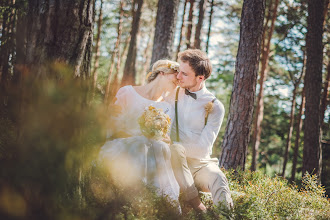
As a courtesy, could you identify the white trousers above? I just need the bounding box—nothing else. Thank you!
[170,144,233,208]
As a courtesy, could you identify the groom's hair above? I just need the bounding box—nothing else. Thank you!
[178,49,212,79]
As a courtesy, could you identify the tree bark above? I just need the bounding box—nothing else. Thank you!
[141,35,153,84]
[282,85,298,177]
[320,51,330,127]
[250,0,279,171]
[104,0,123,104]
[13,0,26,84]
[150,0,179,65]
[194,0,206,49]
[282,51,305,177]
[302,0,326,178]
[111,35,130,97]
[186,0,195,49]
[92,0,103,97]
[23,0,95,78]
[205,0,214,54]
[121,0,143,86]
[320,0,329,125]
[4,1,96,218]
[175,0,188,60]
[219,0,265,170]
[260,0,273,51]
[323,0,329,26]
[291,88,306,182]
[0,0,19,132]
[0,0,11,85]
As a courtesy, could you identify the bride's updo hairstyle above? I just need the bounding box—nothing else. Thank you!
[146,60,179,83]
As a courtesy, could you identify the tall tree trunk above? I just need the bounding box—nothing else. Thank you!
[194,0,206,49]
[250,0,273,171]
[320,0,329,125]
[205,0,214,54]
[320,60,330,126]
[219,0,265,170]
[250,0,279,171]
[121,0,143,86]
[323,0,329,26]
[282,85,298,177]
[291,88,306,182]
[150,0,179,65]
[0,0,11,85]
[23,0,95,78]
[9,0,17,79]
[282,53,305,177]
[13,0,27,84]
[141,35,153,84]
[302,0,326,178]
[175,0,188,60]
[320,0,329,189]
[111,35,131,97]
[261,0,273,51]
[92,0,103,97]
[8,1,96,218]
[186,0,195,49]
[0,0,19,138]
[105,0,123,104]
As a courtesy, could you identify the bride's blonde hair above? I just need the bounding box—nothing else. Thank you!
[146,60,179,83]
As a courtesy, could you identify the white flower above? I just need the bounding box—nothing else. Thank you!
[169,63,179,72]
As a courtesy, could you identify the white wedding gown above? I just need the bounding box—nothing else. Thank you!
[99,86,180,207]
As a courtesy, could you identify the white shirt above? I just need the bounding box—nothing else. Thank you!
[167,86,225,160]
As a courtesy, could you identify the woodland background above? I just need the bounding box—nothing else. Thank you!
[0,0,329,219]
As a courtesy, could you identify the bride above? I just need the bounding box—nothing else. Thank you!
[99,60,180,207]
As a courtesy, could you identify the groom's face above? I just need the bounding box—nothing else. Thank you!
[177,61,204,91]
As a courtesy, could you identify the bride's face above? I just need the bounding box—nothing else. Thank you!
[162,71,178,91]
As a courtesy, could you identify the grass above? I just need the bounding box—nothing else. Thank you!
[83,165,330,220]
[215,170,330,219]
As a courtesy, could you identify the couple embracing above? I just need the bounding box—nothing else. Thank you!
[99,49,233,212]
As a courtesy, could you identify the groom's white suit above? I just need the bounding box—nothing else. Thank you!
[169,86,233,208]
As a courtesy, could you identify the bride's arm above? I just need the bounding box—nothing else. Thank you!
[106,87,130,139]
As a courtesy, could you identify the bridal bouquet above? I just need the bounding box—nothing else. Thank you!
[138,106,171,140]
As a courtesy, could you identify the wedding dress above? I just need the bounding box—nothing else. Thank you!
[99,85,180,206]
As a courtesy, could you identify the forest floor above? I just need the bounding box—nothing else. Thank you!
[87,168,330,220]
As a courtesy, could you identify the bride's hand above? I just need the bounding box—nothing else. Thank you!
[109,104,122,117]
[162,134,171,145]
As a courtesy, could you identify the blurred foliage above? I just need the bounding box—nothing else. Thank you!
[0,0,329,218]
[0,63,109,219]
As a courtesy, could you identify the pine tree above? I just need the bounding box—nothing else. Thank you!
[206,0,214,54]
[220,0,265,170]
[105,0,124,104]
[150,0,180,65]
[194,0,206,49]
[122,0,144,86]
[302,0,326,178]
[175,0,188,60]
[92,0,104,98]
[251,0,279,171]
[186,0,195,49]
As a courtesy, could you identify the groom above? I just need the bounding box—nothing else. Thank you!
[169,49,233,211]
